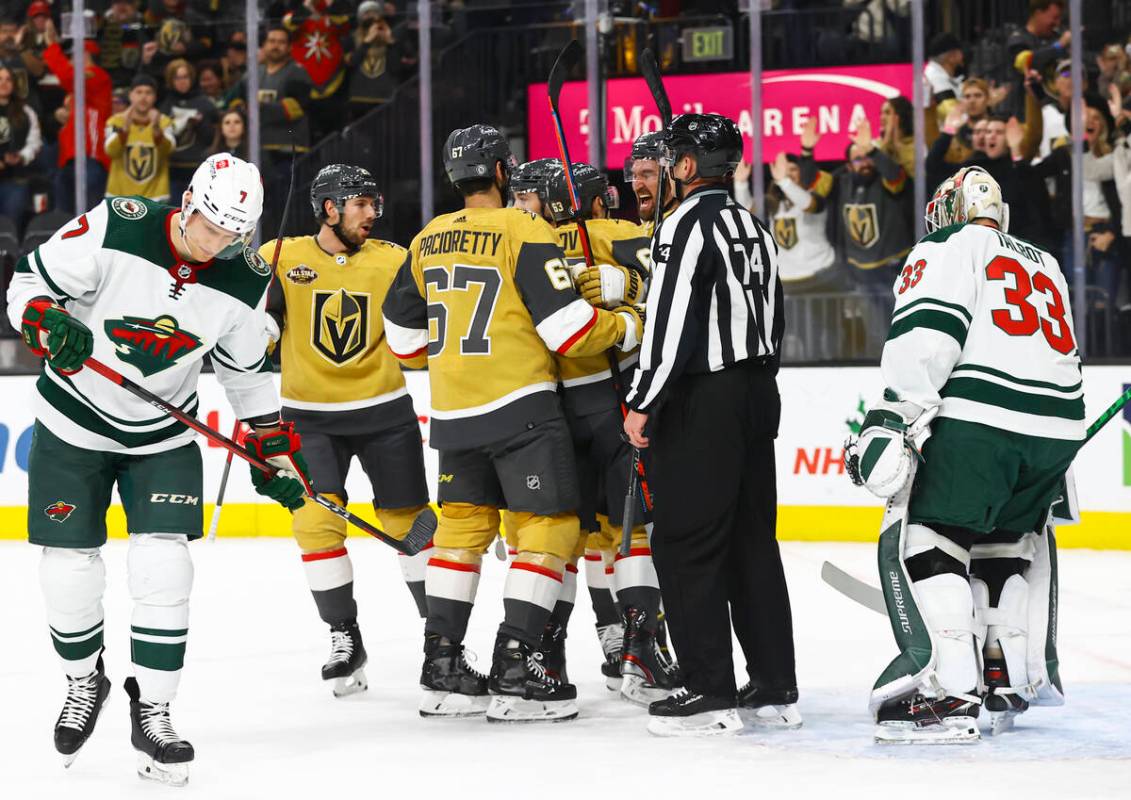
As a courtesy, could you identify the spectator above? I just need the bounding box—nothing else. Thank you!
[42,25,112,213]
[221,30,248,90]
[142,0,214,56]
[346,2,404,121]
[209,107,248,160]
[283,0,351,143]
[97,0,145,88]
[159,58,218,200]
[111,86,129,118]
[196,60,226,109]
[0,16,35,107]
[104,72,176,202]
[139,16,207,85]
[924,31,965,126]
[15,3,64,153]
[1007,0,1069,120]
[879,95,915,177]
[0,64,42,224]
[1110,83,1131,349]
[1096,42,1129,99]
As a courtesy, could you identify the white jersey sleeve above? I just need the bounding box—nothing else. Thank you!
[210,277,279,422]
[6,202,111,328]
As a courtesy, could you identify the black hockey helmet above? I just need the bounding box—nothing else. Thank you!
[623,130,665,180]
[510,157,561,198]
[442,124,518,192]
[310,163,383,221]
[660,113,743,179]
[544,161,618,223]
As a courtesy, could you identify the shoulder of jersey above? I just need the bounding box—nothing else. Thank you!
[591,217,646,235]
[918,222,968,245]
[105,195,171,224]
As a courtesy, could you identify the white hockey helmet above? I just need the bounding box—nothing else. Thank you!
[924,166,1009,234]
[182,153,264,258]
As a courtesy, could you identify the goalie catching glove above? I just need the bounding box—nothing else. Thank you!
[244,423,315,511]
[844,392,938,498]
[21,299,94,373]
[578,263,647,308]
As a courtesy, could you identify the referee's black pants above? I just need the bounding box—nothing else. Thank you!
[647,362,797,699]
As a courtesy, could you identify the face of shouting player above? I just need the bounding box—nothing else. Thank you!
[328,195,378,247]
[630,158,661,220]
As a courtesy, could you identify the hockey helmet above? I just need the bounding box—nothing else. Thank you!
[310,163,383,222]
[659,114,743,179]
[442,124,518,192]
[183,153,263,259]
[623,130,665,181]
[925,166,1009,233]
[544,161,618,224]
[510,157,561,198]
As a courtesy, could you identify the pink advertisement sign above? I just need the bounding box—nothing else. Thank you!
[527,63,914,168]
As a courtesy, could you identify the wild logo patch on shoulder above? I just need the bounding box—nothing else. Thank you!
[245,248,271,276]
[104,315,204,376]
[286,264,318,284]
[111,197,148,220]
[44,501,76,523]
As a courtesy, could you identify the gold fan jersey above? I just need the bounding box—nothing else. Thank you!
[263,236,418,434]
[382,207,631,450]
[556,218,650,416]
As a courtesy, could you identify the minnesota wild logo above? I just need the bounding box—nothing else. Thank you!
[104,315,204,376]
[44,500,76,523]
[312,289,370,366]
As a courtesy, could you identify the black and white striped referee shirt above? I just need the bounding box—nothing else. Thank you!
[625,186,783,414]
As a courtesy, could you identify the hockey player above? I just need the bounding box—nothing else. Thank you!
[382,124,644,722]
[845,166,1083,744]
[7,153,314,784]
[625,130,679,233]
[511,158,678,706]
[263,164,432,698]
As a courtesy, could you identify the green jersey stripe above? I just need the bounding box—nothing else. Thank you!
[887,309,969,347]
[951,364,1083,394]
[52,629,104,662]
[50,621,104,640]
[33,249,73,301]
[131,625,189,637]
[38,374,193,448]
[941,376,1086,420]
[892,296,973,324]
[130,638,187,672]
[51,367,198,427]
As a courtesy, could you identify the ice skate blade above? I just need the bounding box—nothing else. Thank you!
[419,689,490,718]
[136,752,190,787]
[988,710,1020,736]
[739,703,803,730]
[485,695,578,723]
[330,668,368,698]
[874,717,980,745]
[647,708,742,738]
[620,674,675,707]
[605,675,623,692]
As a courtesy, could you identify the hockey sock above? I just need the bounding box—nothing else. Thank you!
[583,549,620,627]
[425,547,482,642]
[552,563,578,628]
[40,547,106,678]
[301,546,358,625]
[128,534,193,703]
[613,531,662,624]
[499,552,565,647]
[379,505,432,618]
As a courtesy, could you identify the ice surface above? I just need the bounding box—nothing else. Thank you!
[1,539,1128,799]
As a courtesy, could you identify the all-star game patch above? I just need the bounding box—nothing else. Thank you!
[286,264,318,284]
[245,248,271,276]
[44,501,76,523]
[111,197,148,220]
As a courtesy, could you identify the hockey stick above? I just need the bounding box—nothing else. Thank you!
[547,40,654,556]
[638,47,672,239]
[206,419,241,542]
[822,386,1131,612]
[80,356,435,555]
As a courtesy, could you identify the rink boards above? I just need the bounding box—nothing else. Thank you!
[0,366,1127,547]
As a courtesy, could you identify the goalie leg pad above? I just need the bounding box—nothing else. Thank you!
[971,533,1035,695]
[1026,523,1063,705]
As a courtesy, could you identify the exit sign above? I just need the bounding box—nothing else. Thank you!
[682,25,734,62]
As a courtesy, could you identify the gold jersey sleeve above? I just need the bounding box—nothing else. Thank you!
[262,236,411,415]
[382,207,627,449]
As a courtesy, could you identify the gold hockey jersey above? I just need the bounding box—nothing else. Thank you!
[555,218,650,416]
[381,207,630,449]
[264,236,418,433]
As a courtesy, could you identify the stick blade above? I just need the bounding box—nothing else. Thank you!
[820,560,886,615]
[548,39,583,109]
[401,506,437,556]
[639,48,672,126]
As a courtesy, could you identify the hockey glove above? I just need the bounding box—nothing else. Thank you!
[578,264,646,309]
[21,299,94,373]
[614,304,645,352]
[244,423,315,511]
[844,392,937,498]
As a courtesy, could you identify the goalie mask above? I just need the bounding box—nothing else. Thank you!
[924,166,1009,233]
[182,153,263,259]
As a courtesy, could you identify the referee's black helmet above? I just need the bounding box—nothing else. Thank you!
[660,113,743,178]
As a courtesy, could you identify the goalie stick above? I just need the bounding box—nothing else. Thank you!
[823,386,1131,612]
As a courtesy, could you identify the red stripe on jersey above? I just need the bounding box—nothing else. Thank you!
[509,561,563,582]
[615,547,652,561]
[565,563,579,574]
[302,547,348,562]
[390,343,427,360]
[583,553,603,561]
[427,558,480,574]
[555,306,598,355]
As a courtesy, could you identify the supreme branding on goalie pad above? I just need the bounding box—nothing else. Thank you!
[1027,520,1063,706]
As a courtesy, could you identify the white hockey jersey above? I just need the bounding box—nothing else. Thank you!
[6,196,279,454]
[882,222,1085,441]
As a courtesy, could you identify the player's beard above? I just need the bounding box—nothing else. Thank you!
[333,218,370,253]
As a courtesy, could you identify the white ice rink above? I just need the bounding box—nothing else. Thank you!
[1,537,1129,799]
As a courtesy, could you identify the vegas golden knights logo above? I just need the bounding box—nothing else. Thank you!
[312,289,370,365]
[126,142,157,183]
[361,46,387,79]
[773,217,798,250]
[843,203,879,249]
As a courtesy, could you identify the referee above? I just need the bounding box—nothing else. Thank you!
[623,113,799,737]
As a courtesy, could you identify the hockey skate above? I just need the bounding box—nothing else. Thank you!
[983,658,1029,736]
[736,683,803,729]
[539,617,569,683]
[646,688,742,737]
[125,677,194,786]
[419,634,491,718]
[486,636,578,723]
[874,693,981,745]
[596,622,623,690]
[54,652,111,767]
[322,621,368,698]
[620,607,680,707]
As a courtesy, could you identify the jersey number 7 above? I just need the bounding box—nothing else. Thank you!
[986,255,1075,355]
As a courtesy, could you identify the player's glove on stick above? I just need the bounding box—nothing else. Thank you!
[578,264,646,308]
[21,299,94,373]
[614,304,645,352]
[244,423,314,511]
[844,392,938,498]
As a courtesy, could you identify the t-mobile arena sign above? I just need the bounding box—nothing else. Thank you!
[527,63,914,167]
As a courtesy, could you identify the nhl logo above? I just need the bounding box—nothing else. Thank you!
[44,500,76,523]
[335,254,347,265]
[526,475,542,491]
[176,264,193,280]
[111,197,148,220]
